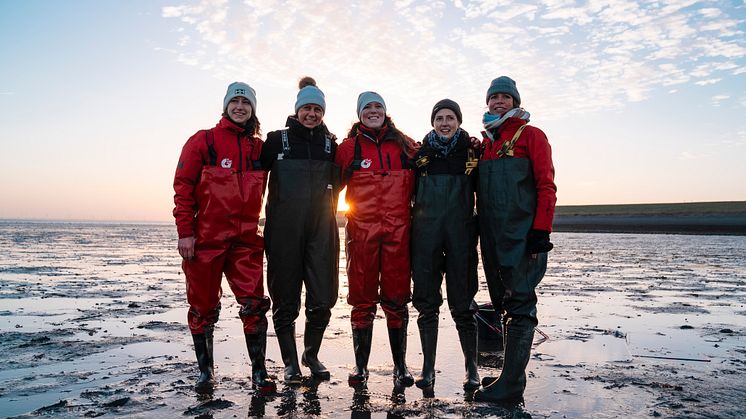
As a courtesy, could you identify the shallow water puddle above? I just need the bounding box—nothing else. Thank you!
[536,334,632,364]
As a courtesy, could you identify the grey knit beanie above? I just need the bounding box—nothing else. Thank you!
[356,91,386,119]
[431,98,462,125]
[295,85,326,113]
[485,76,521,106]
[223,82,257,112]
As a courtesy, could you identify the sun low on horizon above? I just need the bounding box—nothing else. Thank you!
[0,1,744,222]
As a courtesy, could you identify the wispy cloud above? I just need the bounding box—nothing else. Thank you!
[159,0,746,120]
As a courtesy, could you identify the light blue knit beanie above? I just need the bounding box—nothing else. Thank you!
[294,81,326,113]
[485,76,521,106]
[223,82,257,112]
[356,91,386,119]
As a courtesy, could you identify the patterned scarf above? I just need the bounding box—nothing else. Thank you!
[482,108,530,141]
[426,128,462,157]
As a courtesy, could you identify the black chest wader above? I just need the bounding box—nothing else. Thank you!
[264,129,340,382]
[474,129,547,403]
[411,150,481,391]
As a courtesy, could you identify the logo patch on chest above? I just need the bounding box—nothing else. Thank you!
[221,158,233,168]
[361,158,372,169]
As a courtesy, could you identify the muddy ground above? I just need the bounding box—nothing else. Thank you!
[0,222,744,418]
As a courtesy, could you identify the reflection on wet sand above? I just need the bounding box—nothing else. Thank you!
[0,222,745,417]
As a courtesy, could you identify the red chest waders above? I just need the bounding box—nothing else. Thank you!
[343,136,415,388]
[343,137,414,330]
[184,130,270,335]
[181,127,275,393]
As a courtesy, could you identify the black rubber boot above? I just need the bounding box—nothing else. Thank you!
[415,328,438,389]
[458,328,480,391]
[388,320,414,387]
[192,332,214,393]
[245,333,277,392]
[474,321,534,403]
[481,313,506,387]
[301,322,331,380]
[348,328,373,385]
[276,327,303,384]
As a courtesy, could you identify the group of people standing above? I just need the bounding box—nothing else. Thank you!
[173,75,557,405]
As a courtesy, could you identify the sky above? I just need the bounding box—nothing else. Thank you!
[0,0,744,222]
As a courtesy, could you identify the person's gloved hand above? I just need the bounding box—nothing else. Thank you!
[526,229,553,254]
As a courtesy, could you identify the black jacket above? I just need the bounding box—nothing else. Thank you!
[260,116,337,171]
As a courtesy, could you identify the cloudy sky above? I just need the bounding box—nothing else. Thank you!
[1,0,744,221]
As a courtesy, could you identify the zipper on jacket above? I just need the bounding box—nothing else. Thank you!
[376,142,384,169]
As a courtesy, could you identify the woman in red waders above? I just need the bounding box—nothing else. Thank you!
[335,91,417,388]
[473,76,557,404]
[173,82,275,394]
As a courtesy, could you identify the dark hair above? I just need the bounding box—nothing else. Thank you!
[347,116,414,155]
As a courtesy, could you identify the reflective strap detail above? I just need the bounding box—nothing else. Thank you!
[497,124,527,158]
[465,147,478,175]
[281,129,290,157]
[324,136,331,154]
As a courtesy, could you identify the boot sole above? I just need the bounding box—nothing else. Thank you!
[302,359,330,380]
[415,378,435,389]
[395,376,414,387]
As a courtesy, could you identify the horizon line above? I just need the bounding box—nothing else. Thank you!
[2,200,744,224]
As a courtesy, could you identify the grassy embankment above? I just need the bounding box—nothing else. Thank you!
[334,201,746,235]
[552,201,746,235]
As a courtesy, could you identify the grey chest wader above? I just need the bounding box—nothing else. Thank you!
[411,149,481,391]
[474,125,547,403]
[264,129,340,382]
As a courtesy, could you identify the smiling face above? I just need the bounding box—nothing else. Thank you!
[432,108,460,139]
[360,102,385,129]
[226,97,253,124]
[487,93,515,116]
[297,104,324,129]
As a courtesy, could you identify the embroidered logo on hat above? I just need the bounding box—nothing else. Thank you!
[235,88,246,95]
[221,158,232,168]
[361,159,372,169]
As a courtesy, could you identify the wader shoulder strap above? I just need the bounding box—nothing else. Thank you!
[344,138,363,181]
[281,129,290,158]
[497,124,527,158]
[324,136,332,155]
[203,129,217,166]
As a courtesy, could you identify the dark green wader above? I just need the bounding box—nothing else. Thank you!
[411,174,480,391]
[264,131,340,383]
[474,156,547,403]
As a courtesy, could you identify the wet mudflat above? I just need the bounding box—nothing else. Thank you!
[0,221,744,418]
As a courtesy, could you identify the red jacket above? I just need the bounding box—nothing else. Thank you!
[481,117,557,232]
[335,124,415,183]
[173,117,263,238]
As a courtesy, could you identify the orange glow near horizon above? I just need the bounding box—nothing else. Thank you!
[338,190,349,212]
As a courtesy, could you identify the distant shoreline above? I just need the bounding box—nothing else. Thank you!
[3,201,745,236]
[552,201,746,235]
